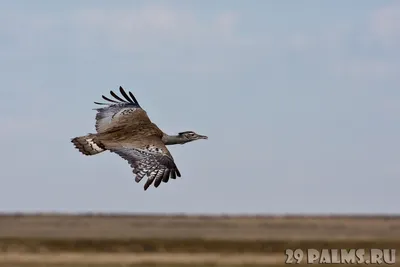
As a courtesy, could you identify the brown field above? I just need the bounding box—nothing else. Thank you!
[0,213,399,266]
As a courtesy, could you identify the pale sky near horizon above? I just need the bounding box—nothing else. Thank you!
[1,0,399,214]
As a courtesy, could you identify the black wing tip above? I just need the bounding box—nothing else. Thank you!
[109,90,128,103]
[120,86,140,106]
[94,86,141,107]
[144,178,153,191]
[119,86,134,104]
[154,179,162,188]
[142,168,178,190]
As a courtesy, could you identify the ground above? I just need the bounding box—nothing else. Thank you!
[0,214,398,266]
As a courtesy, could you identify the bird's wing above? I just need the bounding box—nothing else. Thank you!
[93,86,151,133]
[108,136,181,190]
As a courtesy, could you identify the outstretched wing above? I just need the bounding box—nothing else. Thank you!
[109,137,181,190]
[93,86,151,133]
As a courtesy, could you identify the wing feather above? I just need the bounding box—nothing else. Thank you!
[162,169,171,183]
[129,91,140,105]
[119,86,134,103]
[109,137,181,190]
[110,90,128,103]
[102,95,120,103]
[153,170,165,188]
[93,86,150,133]
[93,101,111,105]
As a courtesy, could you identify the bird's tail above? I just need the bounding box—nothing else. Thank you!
[71,134,105,156]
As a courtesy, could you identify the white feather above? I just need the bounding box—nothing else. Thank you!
[86,138,104,152]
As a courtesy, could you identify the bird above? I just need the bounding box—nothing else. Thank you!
[71,86,208,190]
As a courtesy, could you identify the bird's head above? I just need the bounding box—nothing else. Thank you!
[178,131,208,143]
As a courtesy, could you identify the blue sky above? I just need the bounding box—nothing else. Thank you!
[1,0,399,214]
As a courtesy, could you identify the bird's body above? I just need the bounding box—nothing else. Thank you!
[71,86,207,190]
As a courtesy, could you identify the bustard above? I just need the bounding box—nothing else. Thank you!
[71,86,207,190]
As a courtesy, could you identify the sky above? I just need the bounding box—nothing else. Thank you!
[1,0,399,214]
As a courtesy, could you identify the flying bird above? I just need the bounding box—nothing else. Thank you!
[71,86,208,190]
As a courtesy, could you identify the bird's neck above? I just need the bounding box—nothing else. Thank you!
[162,134,187,145]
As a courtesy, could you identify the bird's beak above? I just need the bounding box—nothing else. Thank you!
[198,135,208,140]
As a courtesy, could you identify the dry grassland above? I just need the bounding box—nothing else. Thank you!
[0,213,399,266]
